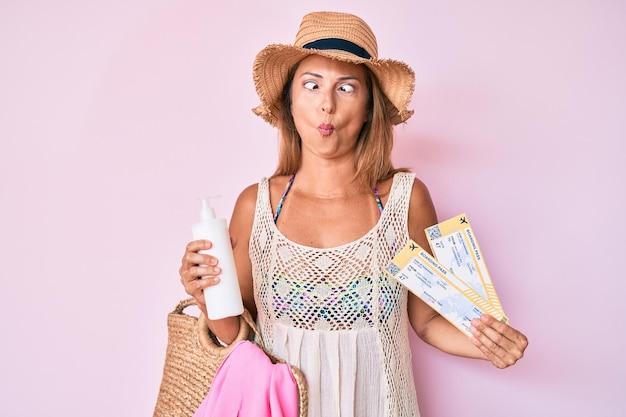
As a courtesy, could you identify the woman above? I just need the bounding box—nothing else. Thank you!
[180,11,528,417]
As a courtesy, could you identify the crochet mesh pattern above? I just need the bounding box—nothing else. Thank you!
[250,172,419,417]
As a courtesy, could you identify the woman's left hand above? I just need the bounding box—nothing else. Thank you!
[470,314,528,369]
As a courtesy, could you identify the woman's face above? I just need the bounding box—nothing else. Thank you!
[290,55,369,162]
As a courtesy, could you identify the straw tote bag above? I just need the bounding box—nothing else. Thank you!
[153,298,308,417]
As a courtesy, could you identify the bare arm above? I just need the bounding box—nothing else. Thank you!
[228,184,258,319]
[405,178,528,368]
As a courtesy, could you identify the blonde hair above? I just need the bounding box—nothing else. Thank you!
[273,63,407,190]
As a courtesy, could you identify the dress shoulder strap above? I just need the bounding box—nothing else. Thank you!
[378,172,415,239]
[386,172,415,207]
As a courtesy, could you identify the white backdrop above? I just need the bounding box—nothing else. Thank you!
[1,1,625,416]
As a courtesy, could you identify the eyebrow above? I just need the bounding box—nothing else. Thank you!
[300,71,361,82]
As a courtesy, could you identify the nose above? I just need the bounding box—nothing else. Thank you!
[321,91,335,114]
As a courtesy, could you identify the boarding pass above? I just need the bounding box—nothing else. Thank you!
[425,213,505,316]
[386,240,507,337]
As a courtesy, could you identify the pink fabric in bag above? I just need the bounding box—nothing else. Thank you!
[193,340,300,417]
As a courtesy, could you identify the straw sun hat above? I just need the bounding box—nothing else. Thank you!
[252,11,415,126]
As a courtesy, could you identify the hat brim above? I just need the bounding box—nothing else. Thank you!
[252,44,415,126]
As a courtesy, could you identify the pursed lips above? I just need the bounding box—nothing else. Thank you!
[318,123,334,136]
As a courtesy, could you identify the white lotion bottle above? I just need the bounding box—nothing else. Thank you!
[191,197,244,320]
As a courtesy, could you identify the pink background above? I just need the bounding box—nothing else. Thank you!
[1,1,625,416]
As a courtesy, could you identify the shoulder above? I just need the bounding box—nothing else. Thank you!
[267,174,294,205]
[407,175,438,247]
[409,175,432,206]
[267,174,293,192]
[389,172,435,220]
[236,182,260,205]
[375,171,424,207]
[231,175,291,219]
[230,183,260,242]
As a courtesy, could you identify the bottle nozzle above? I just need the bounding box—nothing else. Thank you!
[200,196,221,221]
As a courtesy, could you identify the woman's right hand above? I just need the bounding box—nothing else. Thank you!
[178,239,222,317]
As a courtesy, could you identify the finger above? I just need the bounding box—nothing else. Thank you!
[181,241,216,266]
[186,239,212,253]
[180,264,222,286]
[182,251,219,271]
[178,240,221,316]
[470,317,512,368]
[180,244,219,283]
[191,265,222,279]
[471,316,527,368]
[478,315,529,355]
[469,324,505,367]
[183,274,222,296]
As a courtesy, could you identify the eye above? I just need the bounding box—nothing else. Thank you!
[339,83,355,93]
[304,81,318,90]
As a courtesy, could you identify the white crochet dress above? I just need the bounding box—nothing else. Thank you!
[250,172,420,417]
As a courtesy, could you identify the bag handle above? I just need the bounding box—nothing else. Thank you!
[170,298,308,415]
[173,298,265,353]
[171,297,199,314]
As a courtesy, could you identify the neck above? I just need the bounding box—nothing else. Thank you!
[292,160,365,198]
